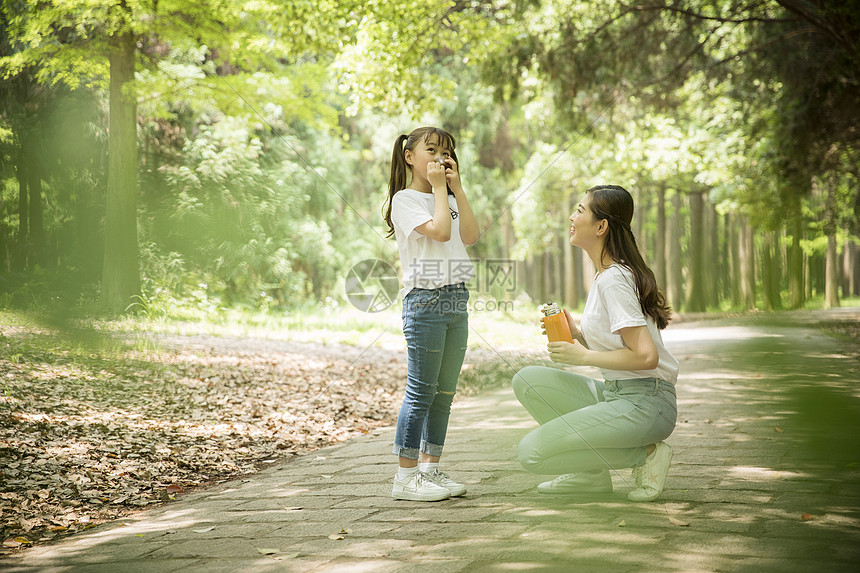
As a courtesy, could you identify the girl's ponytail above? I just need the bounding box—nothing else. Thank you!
[383,134,411,238]
[382,127,458,239]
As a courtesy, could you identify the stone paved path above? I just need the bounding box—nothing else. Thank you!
[4,313,860,572]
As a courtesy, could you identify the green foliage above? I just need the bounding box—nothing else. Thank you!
[0,0,857,317]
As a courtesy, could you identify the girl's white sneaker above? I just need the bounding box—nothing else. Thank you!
[392,471,451,501]
[425,468,467,496]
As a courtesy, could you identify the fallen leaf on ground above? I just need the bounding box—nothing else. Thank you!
[801,513,815,521]
[274,552,299,560]
[668,517,690,527]
[166,484,185,494]
[328,534,345,540]
[617,520,626,527]
[256,547,280,555]
[774,427,784,433]
[193,526,216,533]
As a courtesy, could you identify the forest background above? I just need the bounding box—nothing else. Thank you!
[1,0,859,319]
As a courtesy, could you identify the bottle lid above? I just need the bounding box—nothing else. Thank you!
[542,302,561,316]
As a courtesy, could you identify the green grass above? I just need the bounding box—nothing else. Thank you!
[3,291,858,358]
[82,297,548,351]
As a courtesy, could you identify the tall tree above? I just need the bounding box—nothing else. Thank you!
[101,6,138,311]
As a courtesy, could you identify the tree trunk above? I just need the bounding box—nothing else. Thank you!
[788,215,805,308]
[655,185,666,291]
[101,22,140,313]
[841,227,854,298]
[719,212,728,303]
[727,213,740,307]
[825,233,840,308]
[702,199,717,308]
[525,257,536,302]
[553,237,563,302]
[502,209,514,261]
[667,190,683,311]
[0,193,6,272]
[739,219,756,310]
[684,192,705,312]
[824,175,840,308]
[848,236,859,297]
[761,231,782,310]
[15,157,28,272]
[636,187,649,264]
[542,251,552,303]
[25,153,42,269]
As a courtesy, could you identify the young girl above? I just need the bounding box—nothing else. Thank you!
[383,127,479,501]
[513,184,678,502]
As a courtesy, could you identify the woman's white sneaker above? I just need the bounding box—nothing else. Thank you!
[392,471,451,501]
[425,468,467,496]
[537,469,613,494]
[628,442,673,502]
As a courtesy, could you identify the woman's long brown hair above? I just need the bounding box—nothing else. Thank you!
[382,127,458,238]
[587,185,672,329]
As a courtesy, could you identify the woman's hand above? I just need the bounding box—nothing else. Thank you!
[547,340,589,365]
[563,308,582,339]
[427,160,448,191]
[539,309,582,340]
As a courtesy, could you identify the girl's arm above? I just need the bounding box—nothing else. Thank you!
[547,325,659,371]
[414,162,453,242]
[453,192,478,246]
[444,157,478,245]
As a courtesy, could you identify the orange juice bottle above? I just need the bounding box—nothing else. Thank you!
[542,302,573,343]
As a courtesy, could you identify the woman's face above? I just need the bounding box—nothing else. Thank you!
[569,194,604,248]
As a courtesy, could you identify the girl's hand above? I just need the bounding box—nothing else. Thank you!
[547,340,589,366]
[427,160,447,191]
[443,158,463,194]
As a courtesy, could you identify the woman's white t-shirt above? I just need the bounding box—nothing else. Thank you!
[579,264,679,384]
[391,189,474,299]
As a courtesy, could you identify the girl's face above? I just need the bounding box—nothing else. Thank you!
[569,195,606,248]
[405,135,453,184]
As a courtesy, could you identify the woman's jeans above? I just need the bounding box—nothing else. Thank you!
[393,283,469,460]
[513,366,677,474]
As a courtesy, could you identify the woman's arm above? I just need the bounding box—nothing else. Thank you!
[540,309,588,347]
[547,325,659,371]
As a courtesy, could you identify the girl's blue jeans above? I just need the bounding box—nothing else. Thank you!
[393,283,469,460]
[513,366,677,473]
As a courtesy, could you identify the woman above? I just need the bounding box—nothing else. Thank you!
[513,184,679,502]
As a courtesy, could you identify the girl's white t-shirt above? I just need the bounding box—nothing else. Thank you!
[391,189,474,299]
[579,264,679,384]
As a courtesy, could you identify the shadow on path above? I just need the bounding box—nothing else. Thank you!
[4,312,860,572]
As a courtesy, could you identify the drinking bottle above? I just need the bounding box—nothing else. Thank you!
[542,302,573,343]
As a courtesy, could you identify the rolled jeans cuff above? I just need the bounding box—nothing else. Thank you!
[421,440,444,457]
[393,445,420,459]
